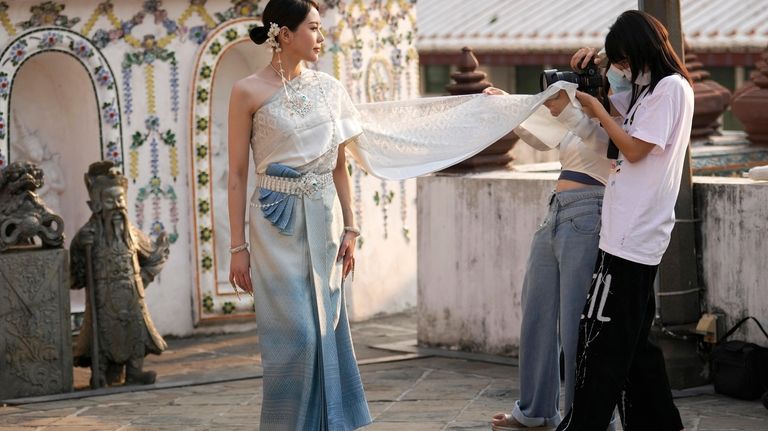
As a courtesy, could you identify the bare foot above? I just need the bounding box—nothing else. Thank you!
[491,412,551,430]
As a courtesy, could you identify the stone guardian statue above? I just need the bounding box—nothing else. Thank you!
[70,161,169,387]
[0,161,64,251]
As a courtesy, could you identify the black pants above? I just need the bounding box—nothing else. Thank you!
[556,250,683,431]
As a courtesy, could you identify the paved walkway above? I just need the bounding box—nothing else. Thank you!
[1,312,766,430]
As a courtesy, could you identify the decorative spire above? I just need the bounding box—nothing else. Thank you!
[443,47,516,171]
[445,47,492,95]
[684,41,731,139]
[731,45,768,145]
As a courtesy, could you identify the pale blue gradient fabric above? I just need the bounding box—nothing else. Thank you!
[248,161,370,430]
[249,70,370,430]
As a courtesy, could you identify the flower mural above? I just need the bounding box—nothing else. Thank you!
[71,39,93,58]
[94,66,114,88]
[0,27,124,175]
[38,31,62,49]
[0,0,419,325]
[0,112,6,141]
[214,0,261,22]
[9,41,28,66]
[101,102,120,127]
[0,73,9,99]
[19,1,80,30]
[188,25,208,44]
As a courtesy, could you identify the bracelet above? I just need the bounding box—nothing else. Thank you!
[343,226,361,237]
[229,242,249,254]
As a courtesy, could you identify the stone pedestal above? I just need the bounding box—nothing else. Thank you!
[732,46,768,145]
[0,248,72,400]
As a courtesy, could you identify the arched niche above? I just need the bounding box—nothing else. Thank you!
[189,18,271,324]
[9,51,100,245]
[0,27,124,172]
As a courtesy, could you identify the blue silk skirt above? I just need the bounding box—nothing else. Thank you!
[248,179,371,430]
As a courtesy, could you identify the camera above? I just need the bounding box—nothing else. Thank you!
[540,62,603,97]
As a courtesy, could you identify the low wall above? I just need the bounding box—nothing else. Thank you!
[417,171,768,352]
[695,177,768,343]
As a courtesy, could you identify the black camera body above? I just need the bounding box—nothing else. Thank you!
[540,62,603,97]
[540,62,619,159]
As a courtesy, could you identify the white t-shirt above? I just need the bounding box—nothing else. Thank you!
[599,74,694,266]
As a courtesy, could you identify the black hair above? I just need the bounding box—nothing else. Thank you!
[605,10,691,98]
[249,0,320,45]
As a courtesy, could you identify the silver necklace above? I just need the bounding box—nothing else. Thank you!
[270,62,313,117]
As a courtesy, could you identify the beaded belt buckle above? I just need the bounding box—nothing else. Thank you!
[297,172,324,196]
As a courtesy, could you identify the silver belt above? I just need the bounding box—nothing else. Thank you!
[256,171,334,197]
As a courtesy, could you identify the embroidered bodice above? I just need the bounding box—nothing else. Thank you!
[251,70,360,175]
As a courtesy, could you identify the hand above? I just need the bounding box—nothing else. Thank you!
[543,90,570,117]
[574,90,605,119]
[570,47,606,71]
[483,86,508,96]
[336,231,358,279]
[154,231,170,258]
[229,250,253,297]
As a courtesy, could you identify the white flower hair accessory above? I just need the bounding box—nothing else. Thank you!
[266,22,282,52]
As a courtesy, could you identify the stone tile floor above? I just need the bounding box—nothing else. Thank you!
[1,312,766,430]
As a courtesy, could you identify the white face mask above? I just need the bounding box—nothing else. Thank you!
[607,65,632,94]
[620,67,651,86]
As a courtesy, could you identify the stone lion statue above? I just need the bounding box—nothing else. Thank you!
[0,161,64,252]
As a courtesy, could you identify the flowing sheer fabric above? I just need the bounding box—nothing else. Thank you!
[252,69,578,180]
[348,80,581,180]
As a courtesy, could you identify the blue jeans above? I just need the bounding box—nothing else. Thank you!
[512,186,611,429]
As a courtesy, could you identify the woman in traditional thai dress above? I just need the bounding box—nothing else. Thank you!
[227,1,593,428]
[228,1,369,429]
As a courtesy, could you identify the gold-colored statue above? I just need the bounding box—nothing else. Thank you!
[70,161,169,387]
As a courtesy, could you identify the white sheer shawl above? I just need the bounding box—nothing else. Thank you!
[251,71,578,180]
[348,81,580,180]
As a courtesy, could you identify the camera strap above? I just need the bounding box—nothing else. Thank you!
[606,85,649,159]
[624,85,650,128]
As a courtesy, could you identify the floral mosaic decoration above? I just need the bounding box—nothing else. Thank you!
[77,0,221,246]
[1,0,419,319]
[214,0,261,23]
[82,0,217,128]
[0,2,15,38]
[0,27,124,169]
[131,114,179,243]
[18,1,80,30]
[188,19,257,322]
[325,0,418,242]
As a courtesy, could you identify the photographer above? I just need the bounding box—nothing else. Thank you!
[544,10,693,431]
[484,60,615,430]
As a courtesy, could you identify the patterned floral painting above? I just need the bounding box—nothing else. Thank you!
[0,0,420,325]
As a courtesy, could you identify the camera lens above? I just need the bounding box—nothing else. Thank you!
[540,69,557,91]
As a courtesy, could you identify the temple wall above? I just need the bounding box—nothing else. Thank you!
[0,0,419,334]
